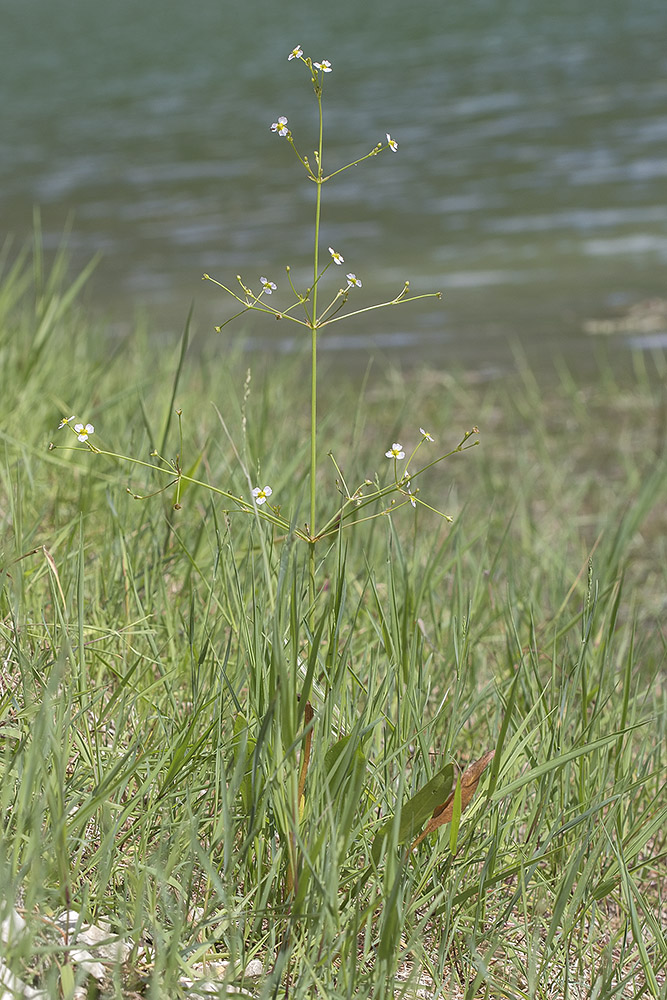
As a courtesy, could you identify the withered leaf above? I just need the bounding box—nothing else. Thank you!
[298,701,314,808]
[411,749,495,850]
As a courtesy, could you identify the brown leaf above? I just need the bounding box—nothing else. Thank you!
[298,701,314,807]
[411,749,495,850]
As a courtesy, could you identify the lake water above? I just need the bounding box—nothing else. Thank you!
[2,0,666,374]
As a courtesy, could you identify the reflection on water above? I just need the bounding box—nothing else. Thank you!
[1,0,666,372]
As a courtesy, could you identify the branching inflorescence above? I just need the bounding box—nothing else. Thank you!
[53,46,479,553]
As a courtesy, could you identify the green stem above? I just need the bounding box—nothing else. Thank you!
[309,83,324,611]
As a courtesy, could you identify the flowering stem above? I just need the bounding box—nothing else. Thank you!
[320,143,382,181]
[321,288,441,327]
[308,77,325,607]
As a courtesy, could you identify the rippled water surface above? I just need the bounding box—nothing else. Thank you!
[2,0,666,372]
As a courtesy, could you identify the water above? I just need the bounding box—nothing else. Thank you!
[2,0,666,374]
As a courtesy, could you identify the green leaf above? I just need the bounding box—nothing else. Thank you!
[171,449,203,508]
[231,714,257,815]
[371,762,454,864]
[59,962,75,999]
[324,733,362,787]
[324,732,368,820]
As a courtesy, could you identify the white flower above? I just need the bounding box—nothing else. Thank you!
[288,45,303,61]
[260,277,277,294]
[419,427,434,442]
[74,422,94,442]
[314,60,332,73]
[346,273,362,288]
[252,485,273,505]
[270,116,289,137]
[328,246,344,265]
[386,132,398,152]
[58,415,76,429]
[385,443,405,460]
[405,480,417,507]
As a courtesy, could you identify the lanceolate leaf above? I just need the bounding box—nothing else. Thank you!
[231,714,256,815]
[371,762,454,864]
[323,731,368,805]
[411,750,495,851]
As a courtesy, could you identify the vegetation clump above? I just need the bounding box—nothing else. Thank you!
[0,45,665,1000]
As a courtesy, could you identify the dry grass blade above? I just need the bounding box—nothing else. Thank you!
[298,701,314,809]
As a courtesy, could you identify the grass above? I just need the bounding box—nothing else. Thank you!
[0,244,666,999]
